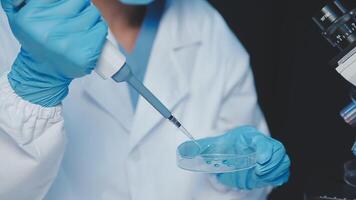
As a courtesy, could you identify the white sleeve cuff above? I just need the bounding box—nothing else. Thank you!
[0,73,63,157]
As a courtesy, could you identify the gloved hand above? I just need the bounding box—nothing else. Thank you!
[178,126,291,190]
[120,0,155,5]
[1,0,108,107]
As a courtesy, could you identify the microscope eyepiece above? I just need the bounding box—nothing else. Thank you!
[313,0,356,51]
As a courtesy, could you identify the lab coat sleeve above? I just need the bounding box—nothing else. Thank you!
[0,74,66,200]
[209,59,273,198]
[204,7,272,199]
[195,0,269,135]
[216,52,269,135]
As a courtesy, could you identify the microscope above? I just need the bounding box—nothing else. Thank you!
[309,0,356,199]
[313,0,356,127]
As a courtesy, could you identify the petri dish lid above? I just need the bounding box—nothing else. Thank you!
[176,141,256,173]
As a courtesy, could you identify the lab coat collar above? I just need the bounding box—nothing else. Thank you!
[83,73,134,133]
[164,0,202,49]
[128,0,202,152]
[84,0,202,152]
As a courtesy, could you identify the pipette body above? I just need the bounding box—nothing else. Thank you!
[112,64,181,127]
[111,64,200,147]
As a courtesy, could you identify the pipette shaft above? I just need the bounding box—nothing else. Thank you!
[126,75,185,128]
[127,75,200,145]
[112,66,199,145]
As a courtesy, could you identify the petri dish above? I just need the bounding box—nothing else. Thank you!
[176,141,256,173]
[344,159,356,187]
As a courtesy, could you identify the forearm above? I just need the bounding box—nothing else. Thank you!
[0,74,66,200]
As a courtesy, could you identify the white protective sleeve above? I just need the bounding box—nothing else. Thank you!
[205,52,273,199]
[202,6,272,199]
[0,75,66,200]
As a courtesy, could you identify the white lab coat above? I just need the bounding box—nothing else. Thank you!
[0,0,271,199]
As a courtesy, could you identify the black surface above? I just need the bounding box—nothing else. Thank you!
[304,180,356,199]
[304,167,356,199]
[208,0,356,199]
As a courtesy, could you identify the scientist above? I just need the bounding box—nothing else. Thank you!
[0,0,290,199]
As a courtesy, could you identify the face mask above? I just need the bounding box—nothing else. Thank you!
[119,0,155,5]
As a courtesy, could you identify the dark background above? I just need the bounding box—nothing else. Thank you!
[208,0,356,199]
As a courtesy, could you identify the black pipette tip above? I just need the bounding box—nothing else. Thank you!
[169,115,182,128]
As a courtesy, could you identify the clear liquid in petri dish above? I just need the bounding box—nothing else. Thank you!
[178,125,202,150]
[177,141,256,173]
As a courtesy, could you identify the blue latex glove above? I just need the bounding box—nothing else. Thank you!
[120,0,155,5]
[179,126,291,190]
[1,0,108,107]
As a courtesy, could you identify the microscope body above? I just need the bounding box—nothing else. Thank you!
[313,0,356,126]
[336,46,356,87]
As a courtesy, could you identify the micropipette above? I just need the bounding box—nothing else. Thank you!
[11,0,199,148]
[92,39,200,147]
[111,63,201,148]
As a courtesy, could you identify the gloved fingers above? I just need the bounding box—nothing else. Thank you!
[52,4,101,34]
[14,0,58,13]
[236,126,260,136]
[73,20,108,73]
[1,0,14,13]
[1,0,25,14]
[216,171,247,189]
[47,0,90,16]
[231,126,259,140]
[44,19,107,78]
[232,126,265,149]
[221,161,290,190]
[27,0,90,18]
[6,0,58,23]
[263,169,290,187]
[86,19,109,50]
[216,168,269,190]
[255,141,286,176]
[253,135,274,165]
[257,154,291,182]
